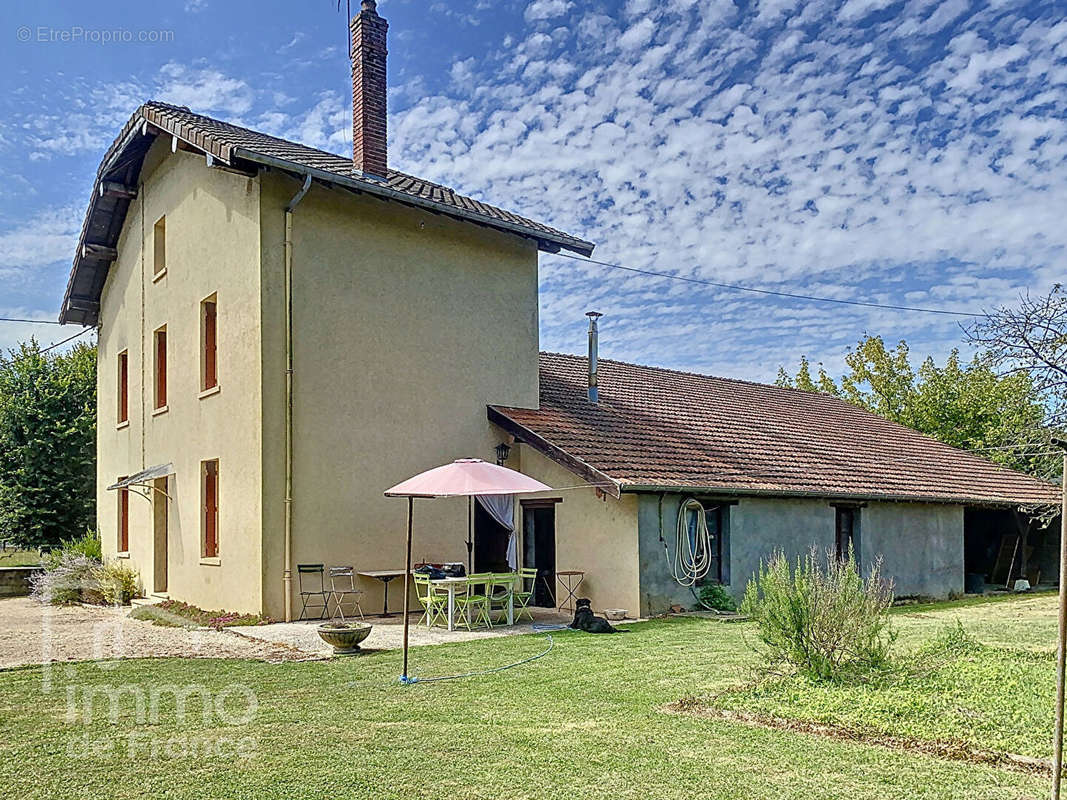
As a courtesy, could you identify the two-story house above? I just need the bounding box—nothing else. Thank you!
[61,2,1059,620]
[61,1,592,620]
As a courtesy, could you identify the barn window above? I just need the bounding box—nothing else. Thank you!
[835,506,858,562]
[685,501,728,584]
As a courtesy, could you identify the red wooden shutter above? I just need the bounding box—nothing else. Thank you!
[204,302,217,390]
[156,330,167,408]
[119,487,129,552]
[118,353,128,423]
[204,461,218,557]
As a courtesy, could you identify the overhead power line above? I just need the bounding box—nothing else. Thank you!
[41,327,94,353]
[0,317,62,325]
[554,252,984,318]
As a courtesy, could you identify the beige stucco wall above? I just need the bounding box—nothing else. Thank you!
[97,144,265,614]
[257,171,541,619]
[511,446,641,616]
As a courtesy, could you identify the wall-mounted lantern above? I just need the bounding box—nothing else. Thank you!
[494,442,512,466]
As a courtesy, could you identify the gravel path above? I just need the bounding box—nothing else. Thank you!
[0,598,319,668]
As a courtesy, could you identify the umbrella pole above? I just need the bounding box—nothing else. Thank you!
[467,497,473,573]
[401,496,413,682]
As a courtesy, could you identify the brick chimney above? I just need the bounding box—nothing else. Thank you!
[351,0,389,179]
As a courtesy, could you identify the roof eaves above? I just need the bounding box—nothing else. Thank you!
[617,483,1059,507]
[60,109,155,325]
[488,406,622,498]
[61,104,597,324]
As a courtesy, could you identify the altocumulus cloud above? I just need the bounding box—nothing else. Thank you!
[7,0,1066,378]
[385,0,1067,377]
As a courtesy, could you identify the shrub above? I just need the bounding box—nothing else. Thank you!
[696,583,737,612]
[31,530,135,605]
[30,553,103,605]
[45,529,101,563]
[740,546,895,682]
[93,562,139,605]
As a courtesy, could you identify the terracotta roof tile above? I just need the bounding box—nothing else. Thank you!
[137,102,592,253]
[491,352,1061,506]
[59,102,594,325]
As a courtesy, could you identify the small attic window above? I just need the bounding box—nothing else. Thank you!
[153,216,166,276]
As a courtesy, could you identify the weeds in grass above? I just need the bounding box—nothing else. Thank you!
[697,583,737,612]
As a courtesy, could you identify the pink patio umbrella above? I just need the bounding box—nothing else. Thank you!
[384,458,552,683]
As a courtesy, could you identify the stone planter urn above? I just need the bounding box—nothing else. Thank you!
[317,621,372,655]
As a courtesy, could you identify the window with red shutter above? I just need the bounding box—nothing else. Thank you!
[118,484,129,552]
[203,460,219,558]
[117,351,128,424]
[202,298,217,391]
[154,328,167,409]
[153,216,166,276]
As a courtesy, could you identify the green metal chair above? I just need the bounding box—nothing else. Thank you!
[513,567,537,622]
[413,575,448,628]
[454,573,493,630]
[487,573,516,625]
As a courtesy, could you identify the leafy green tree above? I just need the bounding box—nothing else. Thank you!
[0,339,96,550]
[838,337,914,423]
[778,335,1049,475]
[775,355,838,395]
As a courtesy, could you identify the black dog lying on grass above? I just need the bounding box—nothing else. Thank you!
[569,598,627,633]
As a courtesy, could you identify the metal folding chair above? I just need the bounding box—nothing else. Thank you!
[514,567,537,621]
[297,563,330,620]
[328,565,365,621]
[414,574,448,628]
[487,573,515,625]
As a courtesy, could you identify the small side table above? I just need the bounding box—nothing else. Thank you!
[555,570,585,614]
[356,569,408,617]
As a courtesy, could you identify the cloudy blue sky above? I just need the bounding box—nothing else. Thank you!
[0,0,1063,382]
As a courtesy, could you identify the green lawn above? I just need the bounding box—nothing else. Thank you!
[0,596,1056,800]
[0,549,41,567]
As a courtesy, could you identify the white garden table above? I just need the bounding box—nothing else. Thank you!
[430,575,514,631]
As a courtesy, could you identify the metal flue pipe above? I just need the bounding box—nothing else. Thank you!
[586,311,603,403]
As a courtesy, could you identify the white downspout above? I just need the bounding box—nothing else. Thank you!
[283,173,312,622]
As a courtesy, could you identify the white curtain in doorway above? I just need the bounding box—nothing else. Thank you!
[476,494,517,569]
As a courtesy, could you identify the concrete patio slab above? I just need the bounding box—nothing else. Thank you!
[230,607,577,655]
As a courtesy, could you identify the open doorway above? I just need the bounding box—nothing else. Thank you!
[473,501,511,573]
[521,500,557,607]
[152,477,168,593]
